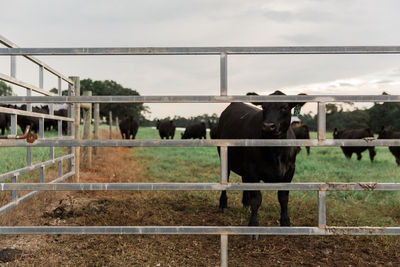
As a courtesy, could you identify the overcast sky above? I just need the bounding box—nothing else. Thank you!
[1,0,400,119]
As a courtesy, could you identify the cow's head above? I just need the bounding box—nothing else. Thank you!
[378,125,394,139]
[156,120,160,129]
[333,128,344,139]
[248,91,305,138]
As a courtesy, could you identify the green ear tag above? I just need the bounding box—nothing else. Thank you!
[293,105,301,116]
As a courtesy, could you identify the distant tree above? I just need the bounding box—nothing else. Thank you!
[0,81,12,96]
[80,79,149,121]
[368,92,400,131]
[298,113,317,131]
[50,87,68,96]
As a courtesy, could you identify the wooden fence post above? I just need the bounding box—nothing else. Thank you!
[70,76,80,182]
[116,116,119,137]
[93,103,100,155]
[109,111,113,139]
[82,91,92,169]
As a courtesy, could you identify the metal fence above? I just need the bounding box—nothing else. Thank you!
[0,35,75,215]
[1,40,400,266]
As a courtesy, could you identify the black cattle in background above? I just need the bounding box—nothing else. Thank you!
[15,105,40,133]
[291,122,310,155]
[181,122,206,139]
[119,116,139,139]
[208,120,218,139]
[157,120,176,139]
[215,90,305,231]
[378,125,400,166]
[0,112,9,135]
[333,128,376,162]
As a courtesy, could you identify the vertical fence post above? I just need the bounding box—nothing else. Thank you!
[220,52,227,96]
[93,103,100,155]
[40,165,45,183]
[318,191,327,228]
[70,76,80,182]
[39,118,44,139]
[11,174,18,202]
[10,114,17,135]
[68,80,74,173]
[82,91,92,169]
[116,116,119,133]
[220,234,228,267]
[317,102,326,141]
[109,111,113,139]
[220,146,228,183]
[58,160,63,178]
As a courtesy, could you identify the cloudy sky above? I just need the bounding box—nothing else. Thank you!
[1,0,400,118]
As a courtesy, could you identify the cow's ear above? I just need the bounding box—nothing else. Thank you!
[289,93,307,110]
[247,92,262,106]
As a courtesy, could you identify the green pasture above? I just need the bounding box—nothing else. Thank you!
[135,127,400,227]
[0,129,67,175]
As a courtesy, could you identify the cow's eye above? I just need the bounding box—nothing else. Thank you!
[281,106,290,112]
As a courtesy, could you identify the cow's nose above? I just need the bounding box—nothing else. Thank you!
[262,123,276,132]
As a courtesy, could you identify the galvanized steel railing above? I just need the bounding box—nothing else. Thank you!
[1,43,400,266]
[0,35,75,216]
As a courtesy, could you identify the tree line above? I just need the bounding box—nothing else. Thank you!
[299,92,400,132]
[48,80,399,132]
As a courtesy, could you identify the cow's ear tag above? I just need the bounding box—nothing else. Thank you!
[293,105,301,116]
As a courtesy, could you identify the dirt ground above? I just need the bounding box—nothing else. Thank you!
[0,132,400,266]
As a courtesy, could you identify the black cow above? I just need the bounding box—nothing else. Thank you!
[157,120,176,139]
[333,128,376,162]
[291,123,310,155]
[0,113,9,135]
[208,120,218,139]
[119,116,139,139]
[215,90,305,230]
[181,122,206,139]
[378,126,400,166]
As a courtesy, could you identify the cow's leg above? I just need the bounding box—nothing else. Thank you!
[306,146,310,155]
[247,190,262,240]
[357,152,362,161]
[219,171,230,213]
[368,147,376,162]
[248,190,262,226]
[278,190,291,226]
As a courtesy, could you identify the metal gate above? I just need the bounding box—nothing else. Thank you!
[1,36,400,266]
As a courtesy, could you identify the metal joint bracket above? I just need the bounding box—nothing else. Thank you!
[0,126,37,143]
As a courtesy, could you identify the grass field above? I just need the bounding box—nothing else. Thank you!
[134,127,400,227]
[0,129,67,175]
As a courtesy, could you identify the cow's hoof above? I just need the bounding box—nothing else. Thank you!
[280,217,291,227]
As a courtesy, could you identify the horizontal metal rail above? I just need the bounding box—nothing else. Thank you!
[0,106,74,122]
[0,35,73,84]
[0,95,399,103]
[0,73,55,96]
[0,139,398,147]
[2,46,400,55]
[0,171,74,216]
[0,153,74,181]
[0,226,398,235]
[0,182,394,191]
